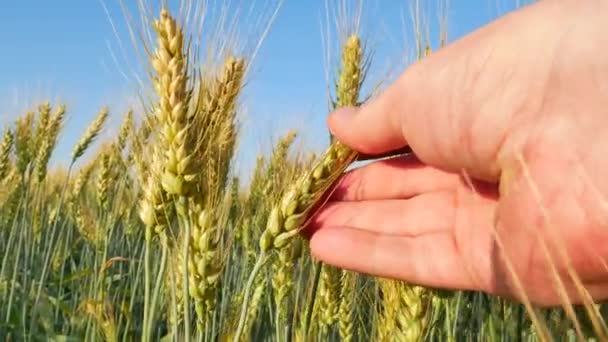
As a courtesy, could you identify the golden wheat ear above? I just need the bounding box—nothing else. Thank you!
[0,129,14,182]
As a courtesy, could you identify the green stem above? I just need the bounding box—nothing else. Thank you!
[233,251,268,342]
[142,234,152,342]
[147,234,168,340]
[302,260,322,341]
[30,165,73,331]
[4,204,25,323]
[177,199,191,342]
[168,253,178,342]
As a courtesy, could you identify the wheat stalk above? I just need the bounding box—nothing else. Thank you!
[144,8,197,341]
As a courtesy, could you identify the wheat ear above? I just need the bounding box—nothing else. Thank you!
[0,129,14,182]
[34,104,66,183]
[14,111,35,175]
[316,33,365,338]
[72,106,109,163]
[233,35,364,342]
[377,279,429,342]
[337,271,356,342]
[151,9,195,198]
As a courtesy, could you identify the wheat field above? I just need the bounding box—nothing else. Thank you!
[0,1,606,341]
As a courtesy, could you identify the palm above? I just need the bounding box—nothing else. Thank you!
[310,151,608,306]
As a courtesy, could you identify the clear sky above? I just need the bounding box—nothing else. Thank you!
[0,0,525,179]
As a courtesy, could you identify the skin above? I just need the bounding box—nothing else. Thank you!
[308,0,608,306]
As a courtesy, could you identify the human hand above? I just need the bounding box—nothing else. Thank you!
[308,0,608,306]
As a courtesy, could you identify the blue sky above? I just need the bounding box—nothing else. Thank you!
[0,0,524,178]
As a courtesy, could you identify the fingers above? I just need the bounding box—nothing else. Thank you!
[310,226,479,291]
[356,146,412,161]
[310,193,455,236]
[332,155,460,202]
[327,0,561,182]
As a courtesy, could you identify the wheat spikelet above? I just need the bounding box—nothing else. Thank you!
[0,129,14,182]
[72,106,109,163]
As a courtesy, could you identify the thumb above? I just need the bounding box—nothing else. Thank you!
[328,0,563,182]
